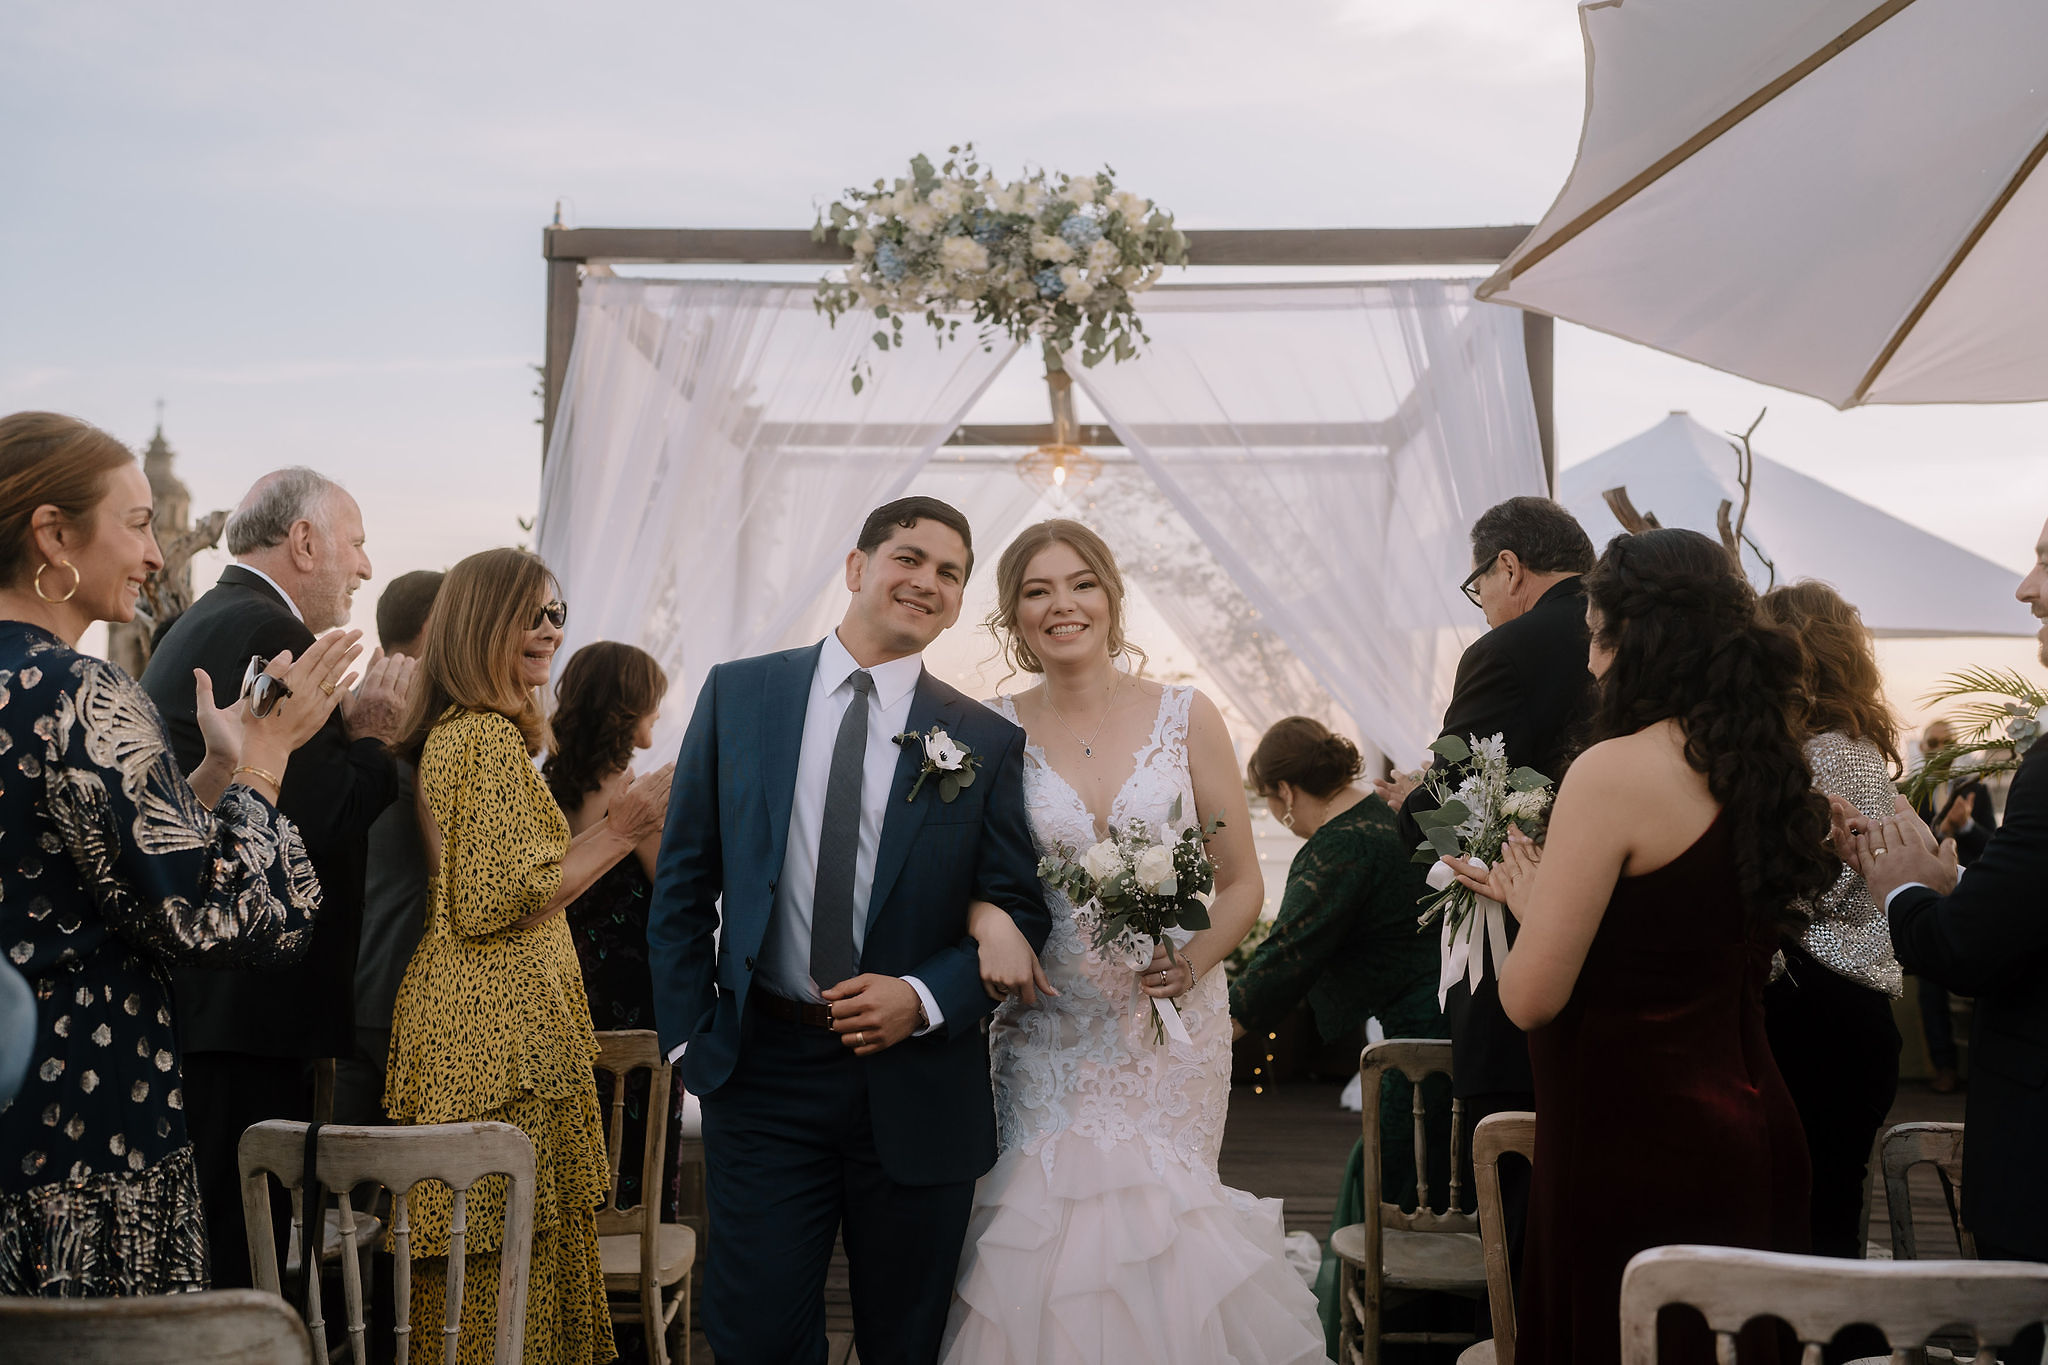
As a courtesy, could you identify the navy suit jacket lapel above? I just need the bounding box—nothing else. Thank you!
[867,669,956,926]
[760,644,820,876]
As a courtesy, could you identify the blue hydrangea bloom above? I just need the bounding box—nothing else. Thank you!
[971,212,1010,249]
[875,239,908,284]
[1059,214,1104,251]
[1033,267,1066,297]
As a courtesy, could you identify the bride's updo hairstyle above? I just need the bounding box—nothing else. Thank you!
[987,518,1146,677]
[1582,528,1834,934]
[1247,717,1362,800]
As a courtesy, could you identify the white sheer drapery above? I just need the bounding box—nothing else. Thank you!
[536,277,1017,753]
[1073,281,1545,763]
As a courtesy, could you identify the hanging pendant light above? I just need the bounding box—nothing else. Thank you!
[1015,367,1101,496]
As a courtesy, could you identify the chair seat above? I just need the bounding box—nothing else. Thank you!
[1329,1222,1486,1293]
[600,1224,697,1288]
[1458,1341,1496,1365]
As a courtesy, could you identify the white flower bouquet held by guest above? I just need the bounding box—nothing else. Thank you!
[1035,794,1224,1042]
[1409,729,1554,1006]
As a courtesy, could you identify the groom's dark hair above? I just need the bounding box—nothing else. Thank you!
[857,496,976,578]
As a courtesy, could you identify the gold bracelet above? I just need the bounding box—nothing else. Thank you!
[230,763,283,791]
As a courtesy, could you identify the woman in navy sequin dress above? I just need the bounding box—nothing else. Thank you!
[0,413,358,1296]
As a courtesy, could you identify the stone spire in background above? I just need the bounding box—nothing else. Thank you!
[108,405,227,676]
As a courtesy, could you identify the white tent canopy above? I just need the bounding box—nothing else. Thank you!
[535,276,1547,761]
[1559,412,2033,637]
[1480,0,2048,408]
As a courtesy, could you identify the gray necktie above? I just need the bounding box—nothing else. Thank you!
[809,668,874,992]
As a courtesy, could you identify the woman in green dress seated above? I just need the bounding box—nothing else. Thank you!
[1230,716,1450,1352]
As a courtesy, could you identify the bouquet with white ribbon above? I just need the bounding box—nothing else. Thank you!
[1409,733,1554,1007]
[1037,795,1222,1044]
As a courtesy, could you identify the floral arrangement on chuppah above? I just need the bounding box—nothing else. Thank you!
[1037,795,1222,1045]
[1409,732,1555,1007]
[813,144,1188,390]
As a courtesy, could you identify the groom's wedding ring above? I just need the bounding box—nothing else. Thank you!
[855,1031,866,1047]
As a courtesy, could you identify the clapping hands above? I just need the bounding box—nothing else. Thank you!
[1443,825,1542,914]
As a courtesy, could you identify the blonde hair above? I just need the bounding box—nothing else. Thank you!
[986,519,1146,678]
[396,547,558,761]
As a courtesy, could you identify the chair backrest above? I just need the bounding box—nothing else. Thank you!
[593,1029,674,1254]
[1880,1121,1973,1260]
[0,1287,315,1363]
[1472,1110,1535,1365]
[239,1119,536,1365]
[1618,1244,2048,1364]
[1359,1039,1474,1301]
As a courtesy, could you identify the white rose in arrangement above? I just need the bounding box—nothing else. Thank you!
[921,729,968,771]
[1082,839,1126,883]
[903,202,942,236]
[1060,267,1094,304]
[852,232,876,259]
[928,181,967,215]
[1113,265,1142,288]
[1110,189,1151,221]
[1062,177,1098,205]
[1031,234,1077,264]
[937,235,989,273]
[1134,843,1177,894]
[991,181,1026,214]
[1086,238,1121,273]
[1502,789,1550,822]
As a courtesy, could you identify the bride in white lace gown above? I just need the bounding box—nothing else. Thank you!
[941,521,1328,1365]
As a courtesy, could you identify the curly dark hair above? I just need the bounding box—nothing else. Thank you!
[542,641,669,812]
[1583,529,1834,935]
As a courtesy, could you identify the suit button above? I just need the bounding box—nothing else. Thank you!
[744,956,756,971]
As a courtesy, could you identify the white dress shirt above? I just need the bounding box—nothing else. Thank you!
[233,561,305,623]
[667,633,940,1065]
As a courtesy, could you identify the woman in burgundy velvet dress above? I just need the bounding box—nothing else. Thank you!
[1453,528,1837,1365]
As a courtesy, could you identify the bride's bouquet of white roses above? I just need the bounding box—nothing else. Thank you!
[1409,732,1555,1006]
[1037,794,1222,1044]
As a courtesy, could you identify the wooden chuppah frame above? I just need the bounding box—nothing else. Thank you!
[539,225,1553,488]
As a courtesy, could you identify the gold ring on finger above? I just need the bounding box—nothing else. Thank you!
[855,1031,865,1047]
[320,681,337,697]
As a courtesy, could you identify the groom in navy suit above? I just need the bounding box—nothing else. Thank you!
[648,496,1049,1365]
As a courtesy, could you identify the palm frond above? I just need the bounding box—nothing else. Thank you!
[1919,666,2047,709]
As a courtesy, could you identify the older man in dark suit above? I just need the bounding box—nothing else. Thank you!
[140,468,411,1287]
[1375,495,1596,1293]
[1843,514,2048,1365]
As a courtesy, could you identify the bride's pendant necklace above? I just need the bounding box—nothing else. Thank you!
[1046,671,1122,758]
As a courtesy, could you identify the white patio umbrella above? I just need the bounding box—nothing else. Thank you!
[1479,0,2048,409]
[1559,412,2037,637]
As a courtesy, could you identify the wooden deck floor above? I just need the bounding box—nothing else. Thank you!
[668,1077,1968,1364]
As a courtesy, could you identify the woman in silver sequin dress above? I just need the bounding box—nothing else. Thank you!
[1759,581,1907,1262]
[0,413,357,1296]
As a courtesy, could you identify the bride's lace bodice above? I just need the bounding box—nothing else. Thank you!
[983,685,1234,1178]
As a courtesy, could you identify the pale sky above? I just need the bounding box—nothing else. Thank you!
[8,0,2046,750]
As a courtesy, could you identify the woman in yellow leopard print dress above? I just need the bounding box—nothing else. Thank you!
[385,548,672,1365]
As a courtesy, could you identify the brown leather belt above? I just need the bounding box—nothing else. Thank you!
[754,989,835,1030]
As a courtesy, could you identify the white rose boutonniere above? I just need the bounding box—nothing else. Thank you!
[895,724,981,803]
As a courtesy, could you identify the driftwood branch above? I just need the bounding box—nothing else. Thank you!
[136,508,228,633]
[1602,486,1661,535]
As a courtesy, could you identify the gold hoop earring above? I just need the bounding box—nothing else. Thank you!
[33,560,80,604]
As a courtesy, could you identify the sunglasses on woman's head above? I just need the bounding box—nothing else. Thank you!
[239,655,294,719]
[532,599,568,630]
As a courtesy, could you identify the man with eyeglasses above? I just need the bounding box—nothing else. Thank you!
[140,467,411,1289]
[1374,494,1596,1313]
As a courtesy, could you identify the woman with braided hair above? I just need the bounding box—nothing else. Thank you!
[1451,527,1836,1365]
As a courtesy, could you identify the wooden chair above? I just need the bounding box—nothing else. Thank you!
[1618,1244,2048,1364]
[1880,1121,1974,1260]
[0,1287,315,1364]
[593,1029,697,1365]
[240,1119,536,1365]
[1456,1110,1536,1365]
[1330,1038,1485,1365]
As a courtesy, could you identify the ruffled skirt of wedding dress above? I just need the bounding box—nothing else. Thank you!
[940,1137,1330,1365]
